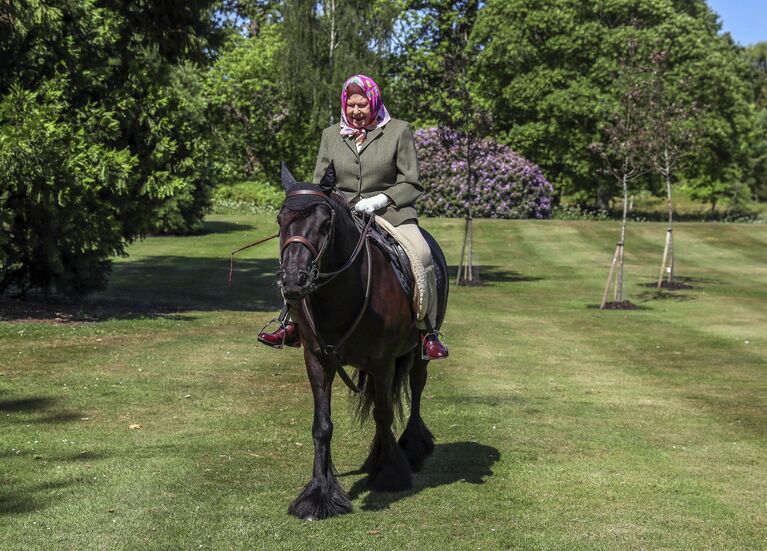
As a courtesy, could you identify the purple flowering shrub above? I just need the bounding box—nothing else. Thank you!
[414,128,554,219]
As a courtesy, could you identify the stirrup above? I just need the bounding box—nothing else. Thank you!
[258,318,289,349]
[421,330,448,360]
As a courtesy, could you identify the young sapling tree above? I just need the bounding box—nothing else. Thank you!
[591,39,652,309]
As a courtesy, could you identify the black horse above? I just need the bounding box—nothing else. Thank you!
[276,163,449,520]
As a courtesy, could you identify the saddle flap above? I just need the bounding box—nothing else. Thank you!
[354,216,415,305]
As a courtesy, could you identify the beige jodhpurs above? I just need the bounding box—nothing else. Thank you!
[392,221,438,330]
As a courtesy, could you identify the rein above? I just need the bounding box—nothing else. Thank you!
[228,189,375,393]
[281,190,376,393]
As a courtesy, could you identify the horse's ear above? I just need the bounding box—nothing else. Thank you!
[281,162,297,192]
[318,161,336,194]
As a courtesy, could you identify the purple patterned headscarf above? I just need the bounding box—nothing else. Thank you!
[340,74,391,140]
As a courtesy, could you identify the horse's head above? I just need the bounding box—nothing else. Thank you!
[277,162,338,300]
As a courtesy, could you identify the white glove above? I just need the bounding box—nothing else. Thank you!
[354,193,390,214]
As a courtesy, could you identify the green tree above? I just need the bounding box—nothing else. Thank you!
[591,39,652,308]
[278,0,399,177]
[205,23,287,186]
[643,51,704,287]
[386,0,480,129]
[745,42,767,201]
[0,0,219,294]
[471,0,755,210]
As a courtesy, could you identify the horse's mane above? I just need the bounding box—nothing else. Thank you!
[329,189,351,212]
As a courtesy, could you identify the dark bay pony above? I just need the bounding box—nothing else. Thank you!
[276,163,448,520]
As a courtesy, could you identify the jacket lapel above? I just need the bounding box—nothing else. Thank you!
[342,133,358,158]
[359,126,384,156]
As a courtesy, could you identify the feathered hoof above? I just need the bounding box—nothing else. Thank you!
[366,447,413,493]
[398,420,435,473]
[288,477,352,520]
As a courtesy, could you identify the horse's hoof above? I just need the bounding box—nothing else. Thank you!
[288,478,352,520]
[368,469,413,493]
[366,448,413,493]
[398,420,435,472]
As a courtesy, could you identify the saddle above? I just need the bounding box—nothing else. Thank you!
[353,215,415,304]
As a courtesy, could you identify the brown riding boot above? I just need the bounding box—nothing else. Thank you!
[422,332,448,360]
[258,322,301,349]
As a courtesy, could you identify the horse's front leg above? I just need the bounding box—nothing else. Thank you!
[288,350,352,520]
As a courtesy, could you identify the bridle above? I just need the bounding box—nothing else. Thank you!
[280,189,376,392]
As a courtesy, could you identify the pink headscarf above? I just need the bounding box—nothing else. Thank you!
[340,74,391,142]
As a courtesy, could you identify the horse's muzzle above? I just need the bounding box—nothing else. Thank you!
[279,270,312,299]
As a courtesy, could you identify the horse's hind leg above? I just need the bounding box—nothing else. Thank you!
[288,351,351,520]
[362,365,413,492]
[398,354,435,472]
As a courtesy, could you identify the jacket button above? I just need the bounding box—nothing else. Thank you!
[355,158,359,164]
[356,175,360,180]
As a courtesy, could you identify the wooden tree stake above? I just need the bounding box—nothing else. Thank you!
[657,228,674,287]
[601,241,622,308]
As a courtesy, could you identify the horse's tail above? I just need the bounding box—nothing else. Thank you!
[351,353,412,424]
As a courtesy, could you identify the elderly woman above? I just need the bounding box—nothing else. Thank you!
[259,74,447,360]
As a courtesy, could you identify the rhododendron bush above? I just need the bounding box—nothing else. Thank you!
[414,128,554,219]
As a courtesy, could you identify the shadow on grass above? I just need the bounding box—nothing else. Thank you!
[638,275,721,289]
[0,393,88,425]
[636,290,696,303]
[0,396,57,412]
[585,303,652,311]
[1,256,284,322]
[0,480,81,516]
[0,453,111,516]
[343,441,500,511]
[192,220,258,235]
[447,265,543,284]
[3,261,541,324]
[0,393,107,516]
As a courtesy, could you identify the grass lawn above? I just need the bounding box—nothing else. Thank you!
[1,215,766,550]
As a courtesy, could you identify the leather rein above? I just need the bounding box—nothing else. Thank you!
[281,189,375,393]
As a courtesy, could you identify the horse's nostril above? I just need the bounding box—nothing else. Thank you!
[298,272,308,286]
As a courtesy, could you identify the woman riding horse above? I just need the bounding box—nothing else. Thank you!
[259,74,448,360]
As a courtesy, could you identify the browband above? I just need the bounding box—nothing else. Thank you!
[286,189,330,200]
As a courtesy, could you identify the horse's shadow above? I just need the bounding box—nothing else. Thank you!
[341,441,500,511]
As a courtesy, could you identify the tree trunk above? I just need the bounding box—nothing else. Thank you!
[327,0,336,126]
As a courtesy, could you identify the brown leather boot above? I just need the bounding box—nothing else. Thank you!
[258,322,301,349]
[422,332,448,360]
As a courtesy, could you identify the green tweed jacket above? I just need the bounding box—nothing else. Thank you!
[312,118,423,227]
